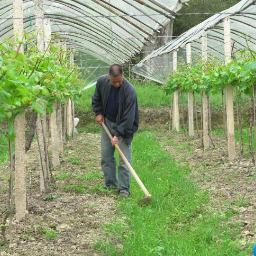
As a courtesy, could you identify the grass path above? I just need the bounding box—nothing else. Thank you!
[0,130,254,255]
[96,131,251,256]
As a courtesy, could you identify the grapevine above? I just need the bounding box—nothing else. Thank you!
[0,33,83,140]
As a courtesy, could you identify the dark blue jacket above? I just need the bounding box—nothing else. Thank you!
[92,75,139,144]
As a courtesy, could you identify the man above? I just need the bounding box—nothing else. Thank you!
[92,64,139,198]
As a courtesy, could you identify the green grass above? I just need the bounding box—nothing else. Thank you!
[64,183,89,194]
[95,131,249,256]
[212,127,256,158]
[76,86,95,113]
[76,79,172,113]
[133,81,172,107]
[77,123,101,134]
[76,78,250,114]
[42,229,59,240]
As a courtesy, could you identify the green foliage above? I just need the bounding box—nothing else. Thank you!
[173,0,241,37]
[133,80,172,107]
[55,171,76,181]
[64,183,88,194]
[165,48,256,97]
[212,126,256,157]
[42,229,59,240]
[76,86,95,113]
[43,194,60,201]
[76,78,172,115]
[0,33,83,140]
[77,123,101,134]
[95,132,248,255]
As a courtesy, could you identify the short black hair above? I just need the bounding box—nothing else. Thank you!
[109,64,123,77]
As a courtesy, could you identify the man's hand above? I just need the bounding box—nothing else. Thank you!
[96,115,104,125]
[111,136,119,146]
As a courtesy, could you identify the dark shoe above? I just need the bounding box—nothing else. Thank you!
[103,186,118,191]
[119,190,130,198]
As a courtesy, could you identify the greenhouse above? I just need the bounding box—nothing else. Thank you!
[1,0,185,84]
[1,0,256,255]
[133,0,256,84]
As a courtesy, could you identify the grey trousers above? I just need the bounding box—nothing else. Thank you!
[101,118,132,194]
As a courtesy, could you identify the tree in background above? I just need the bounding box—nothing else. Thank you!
[173,0,241,37]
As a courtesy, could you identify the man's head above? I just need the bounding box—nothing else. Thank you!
[108,64,124,88]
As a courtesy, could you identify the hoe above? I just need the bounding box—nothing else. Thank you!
[102,123,152,206]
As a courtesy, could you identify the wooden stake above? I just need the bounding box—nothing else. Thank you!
[8,140,14,243]
[224,17,235,160]
[181,91,185,131]
[172,50,179,131]
[67,98,73,137]
[188,91,194,137]
[35,0,51,191]
[56,101,63,152]
[202,90,211,148]
[249,87,255,165]
[201,33,211,148]
[222,89,227,137]
[36,118,47,192]
[50,102,60,167]
[226,85,236,160]
[14,113,27,221]
[64,99,67,141]
[186,43,194,136]
[13,0,27,222]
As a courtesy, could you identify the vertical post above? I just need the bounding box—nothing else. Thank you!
[65,45,74,138]
[62,42,69,141]
[202,33,211,148]
[50,102,60,167]
[70,51,75,137]
[67,99,73,137]
[44,17,51,179]
[13,0,27,221]
[224,17,235,160]
[44,18,51,151]
[35,0,44,52]
[172,50,179,131]
[44,18,51,50]
[56,101,63,152]
[186,43,194,136]
[35,0,48,192]
[49,39,62,162]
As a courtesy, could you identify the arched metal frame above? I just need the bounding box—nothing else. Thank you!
[132,0,256,84]
[0,0,182,67]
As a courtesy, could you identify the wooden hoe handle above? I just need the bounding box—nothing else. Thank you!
[102,123,151,198]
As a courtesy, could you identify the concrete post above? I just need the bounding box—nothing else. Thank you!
[13,0,27,221]
[202,34,211,148]
[172,50,179,131]
[186,43,194,137]
[224,17,235,160]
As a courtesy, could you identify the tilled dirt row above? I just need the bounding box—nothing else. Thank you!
[0,133,123,256]
[1,129,256,255]
[157,131,256,250]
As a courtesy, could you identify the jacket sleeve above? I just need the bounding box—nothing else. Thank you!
[92,78,103,116]
[116,87,138,136]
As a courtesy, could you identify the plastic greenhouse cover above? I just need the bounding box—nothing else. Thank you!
[132,0,256,84]
[0,0,184,63]
[0,0,189,87]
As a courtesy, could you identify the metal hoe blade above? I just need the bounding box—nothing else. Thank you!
[137,195,152,206]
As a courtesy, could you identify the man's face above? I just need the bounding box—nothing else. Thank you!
[109,74,124,88]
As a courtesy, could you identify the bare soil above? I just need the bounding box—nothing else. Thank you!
[1,107,256,255]
[0,133,123,256]
[157,131,256,250]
